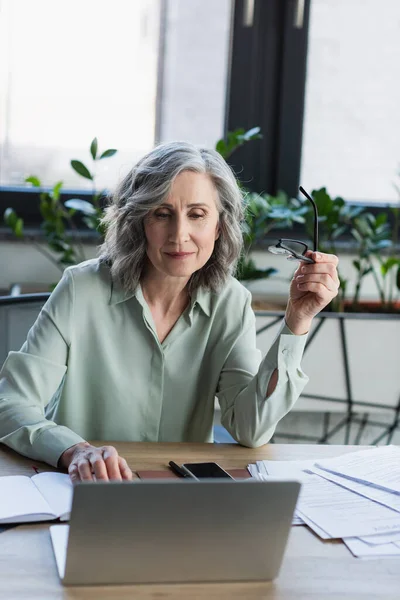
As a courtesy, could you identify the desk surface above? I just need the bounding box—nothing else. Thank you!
[0,442,399,600]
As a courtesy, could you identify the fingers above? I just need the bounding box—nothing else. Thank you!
[102,446,122,481]
[90,452,109,481]
[309,250,339,266]
[296,280,339,302]
[69,460,92,483]
[67,444,131,483]
[294,253,340,302]
[119,456,133,480]
[296,274,339,295]
[296,263,340,290]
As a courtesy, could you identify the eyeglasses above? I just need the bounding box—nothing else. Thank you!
[268,186,318,264]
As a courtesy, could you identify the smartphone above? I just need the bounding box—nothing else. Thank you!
[182,462,233,479]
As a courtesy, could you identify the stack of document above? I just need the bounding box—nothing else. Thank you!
[248,445,400,558]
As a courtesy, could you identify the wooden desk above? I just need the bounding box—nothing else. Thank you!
[0,442,399,599]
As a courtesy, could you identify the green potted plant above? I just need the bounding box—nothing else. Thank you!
[3,138,117,289]
[350,209,400,312]
[252,184,400,445]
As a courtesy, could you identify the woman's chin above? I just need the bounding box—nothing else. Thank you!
[165,266,196,278]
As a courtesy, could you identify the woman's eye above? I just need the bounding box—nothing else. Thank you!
[155,212,170,219]
[190,212,204,219]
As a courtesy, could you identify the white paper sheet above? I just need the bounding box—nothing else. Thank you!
[254,459,319,526]
[343,536,400,558]
[248,461,306,525]
[297,473,400,539]
[315,446,400,493]
[32,473,73,520]
[308,466,400,513]
[257,459,317,479]
[49,525,69,579]
[0,476,55,522]
[358,531,400,545]
[247,464,259,478]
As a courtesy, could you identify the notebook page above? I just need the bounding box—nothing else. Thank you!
[32,473,73,520]
[315,446,400,493]
[49,525,69,579]
[0,476,55,523]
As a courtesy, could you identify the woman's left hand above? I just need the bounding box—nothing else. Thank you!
[285,251,340,334]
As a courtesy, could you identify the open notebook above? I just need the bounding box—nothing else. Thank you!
[0,472,72,523]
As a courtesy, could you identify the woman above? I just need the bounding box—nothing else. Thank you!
[0,142,339,482]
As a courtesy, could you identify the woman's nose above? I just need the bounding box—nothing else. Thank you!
[168,216,190,242]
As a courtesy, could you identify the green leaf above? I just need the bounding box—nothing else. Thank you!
[82,216,97,230]
[215,139,227,157]
[375,212,388,228]
[4,209,24,237]
[331,225,347,239]
[25,176,41,187]
[351,226,364,244]
[64,198,97,215]
[90,137,98,160]
[99,149,117,159]
[92,191,103,206]
[311,188,333,215]
[381,257,400,276]
[242,126,262,140]
[51,181,63,202]
[4,207,17,227]
[14,218,24,237]
[70,160,93,180]
[48,240,72,253]
[40,202,55,221]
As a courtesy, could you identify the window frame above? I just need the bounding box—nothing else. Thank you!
[226,0,398,210]
[0,0,396,235]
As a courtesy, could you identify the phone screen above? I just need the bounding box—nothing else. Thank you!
[182,462,233,479]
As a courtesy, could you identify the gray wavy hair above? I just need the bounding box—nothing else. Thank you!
[99,141,244,293]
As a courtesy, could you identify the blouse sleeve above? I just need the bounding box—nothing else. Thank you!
[0,270,85,466]
[216,295,309,447]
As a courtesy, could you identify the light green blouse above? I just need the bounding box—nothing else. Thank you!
[0,259,309,467]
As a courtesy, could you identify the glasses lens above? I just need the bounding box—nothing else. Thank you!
[280,241,307,256]
[268,244,290,256]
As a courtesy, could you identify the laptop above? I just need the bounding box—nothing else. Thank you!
[50,478,300,585]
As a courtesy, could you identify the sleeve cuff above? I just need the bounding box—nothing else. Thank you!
[264,318,308,370]
[31,425,86,468]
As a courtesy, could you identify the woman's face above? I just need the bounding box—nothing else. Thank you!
[144,171,220,283]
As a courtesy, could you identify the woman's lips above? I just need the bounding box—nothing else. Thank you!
[164,252,195,259]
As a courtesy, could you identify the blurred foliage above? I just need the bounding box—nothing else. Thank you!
[215,127,262,160]
[303,188,400,312]
[4,138,116,273]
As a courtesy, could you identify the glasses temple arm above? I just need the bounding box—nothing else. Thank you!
[299,186,319,252]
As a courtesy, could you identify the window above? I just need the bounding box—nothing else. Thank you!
[0,0,160,191]
[226,0,310,197]
[0,0,231,194]
[300,0,400,204]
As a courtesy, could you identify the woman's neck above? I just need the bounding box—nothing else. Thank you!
[140,274,190,317]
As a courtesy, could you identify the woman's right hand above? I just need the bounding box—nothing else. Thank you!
[59,442,133,482]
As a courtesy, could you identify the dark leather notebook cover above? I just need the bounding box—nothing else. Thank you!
[136,468,251,480]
